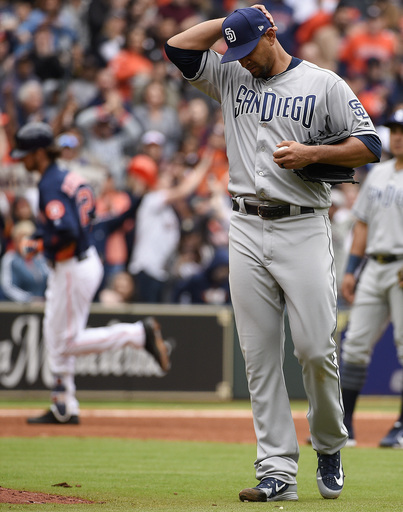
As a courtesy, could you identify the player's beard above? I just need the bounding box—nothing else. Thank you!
[248,62,272,80]
[22,152,41,173]
[250,67,269,79]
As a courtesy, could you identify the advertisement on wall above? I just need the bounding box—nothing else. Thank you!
[0,304,234,397]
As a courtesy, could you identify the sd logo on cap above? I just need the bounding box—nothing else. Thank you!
[221,8,271,64]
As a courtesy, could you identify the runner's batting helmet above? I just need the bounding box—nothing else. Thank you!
[11,122,54,159]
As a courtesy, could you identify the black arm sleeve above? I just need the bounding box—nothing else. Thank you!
[164,42,205,79]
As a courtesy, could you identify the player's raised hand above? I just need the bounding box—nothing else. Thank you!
[398,267,403,289]
[250,4,278,31]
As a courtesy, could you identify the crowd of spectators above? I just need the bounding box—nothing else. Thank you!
[0,0,401,306]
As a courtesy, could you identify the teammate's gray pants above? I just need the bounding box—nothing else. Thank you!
[229,210,348,484]
[342,258,403,379]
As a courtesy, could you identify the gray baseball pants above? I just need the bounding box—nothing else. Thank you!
[229,209,348,484]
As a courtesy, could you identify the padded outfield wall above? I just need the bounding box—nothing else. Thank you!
[0,303,400,399]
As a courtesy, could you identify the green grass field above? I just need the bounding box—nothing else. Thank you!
[1,398,402,511]
[2,438,403,512]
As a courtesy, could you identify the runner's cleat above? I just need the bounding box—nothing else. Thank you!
[143,317,171,372]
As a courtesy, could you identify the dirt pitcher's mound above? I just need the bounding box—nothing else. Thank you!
[0,486,96,505]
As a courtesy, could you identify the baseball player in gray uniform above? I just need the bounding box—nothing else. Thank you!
[341,108,403,448]
[165,4,381,502]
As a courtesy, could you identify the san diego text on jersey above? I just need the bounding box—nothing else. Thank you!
[234,86,316,128]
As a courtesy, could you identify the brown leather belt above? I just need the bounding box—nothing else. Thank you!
[232,200,314,219]
[369,254,403,264]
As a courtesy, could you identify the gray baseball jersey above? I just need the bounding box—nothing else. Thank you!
[352,158,403,255]
[189,50,378,204]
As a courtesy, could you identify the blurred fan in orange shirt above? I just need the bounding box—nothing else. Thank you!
[108,26,153,101]
[338,5,398,78]
[196,124,229,197]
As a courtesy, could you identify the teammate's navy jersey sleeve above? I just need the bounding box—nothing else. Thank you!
[164,43,205,79]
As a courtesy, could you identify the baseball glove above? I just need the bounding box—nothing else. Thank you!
[293,129,359,185]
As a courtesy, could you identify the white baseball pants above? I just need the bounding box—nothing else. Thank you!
[43,246,146,415]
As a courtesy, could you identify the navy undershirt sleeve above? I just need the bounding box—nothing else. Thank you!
[164,42,205,79]
[355,134,382,162]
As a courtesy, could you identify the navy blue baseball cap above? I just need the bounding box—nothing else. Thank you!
[384,109,403,128]
[221,8,271,64]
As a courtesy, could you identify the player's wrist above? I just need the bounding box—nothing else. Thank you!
[345,254,363,275]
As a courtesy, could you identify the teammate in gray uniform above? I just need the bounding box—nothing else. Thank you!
[165,4,381,502]
[341,108,403,448]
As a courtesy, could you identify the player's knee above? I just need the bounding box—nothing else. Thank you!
[296,343,328,365]
[341,343,370,367]
[297,348,336,376]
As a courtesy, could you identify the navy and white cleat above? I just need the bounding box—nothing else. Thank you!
[316,451,344,499]
[239,478,298,502]
[379,421,403,448]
